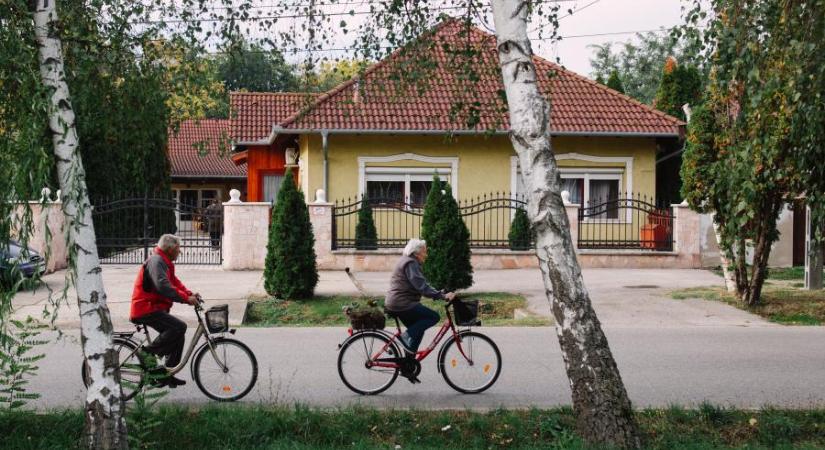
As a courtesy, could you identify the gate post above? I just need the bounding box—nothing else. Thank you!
[222,189,271,270]
[562,191,579,250]
[309,189,335,269]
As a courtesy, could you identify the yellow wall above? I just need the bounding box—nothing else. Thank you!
[300,133,658,202]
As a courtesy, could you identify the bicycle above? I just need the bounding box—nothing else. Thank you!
[81,296,258,402]
[337,298,502,395]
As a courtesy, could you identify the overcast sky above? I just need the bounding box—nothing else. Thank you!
[532,0,687,76]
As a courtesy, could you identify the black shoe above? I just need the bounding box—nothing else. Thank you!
[165,376,186,388]
[404,373,421,384]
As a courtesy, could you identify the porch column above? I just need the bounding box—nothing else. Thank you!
[309,189,335,269]
[222,189,270,270]
[562,191,579,250]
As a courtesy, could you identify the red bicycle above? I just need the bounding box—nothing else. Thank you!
[337,299,502,395]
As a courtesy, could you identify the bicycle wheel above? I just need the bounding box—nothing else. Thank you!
[192,338,258,402]
[337,331,399,395]
[81,337,146,401]
[439,331,501,394]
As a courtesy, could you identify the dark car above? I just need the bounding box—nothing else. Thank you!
[0,240,46,287]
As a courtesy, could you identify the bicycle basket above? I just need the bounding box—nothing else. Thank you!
[347,309,386,330]
[205,304,229,333]
[453,299,480,326]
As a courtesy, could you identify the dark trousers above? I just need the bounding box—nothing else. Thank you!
[395,304,440,351]
[133,311,186,368]
[209,231,220,248]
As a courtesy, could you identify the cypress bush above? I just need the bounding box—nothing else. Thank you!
[355,195,378,250]
[508,207,532,250]
[264,171,318,299]
[421,176,473,291]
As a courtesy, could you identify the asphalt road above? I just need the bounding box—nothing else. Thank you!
[27,325,825,410]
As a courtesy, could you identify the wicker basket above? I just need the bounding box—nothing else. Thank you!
[347,309,386,330]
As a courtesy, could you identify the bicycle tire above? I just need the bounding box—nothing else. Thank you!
[438,331,501,394]
[192,338,258,402]
[337,330,400,395]
[80,337,146,402]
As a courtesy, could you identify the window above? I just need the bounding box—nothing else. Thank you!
[200,190,218,208]
[263,174,284,204]
[364,169,449,207]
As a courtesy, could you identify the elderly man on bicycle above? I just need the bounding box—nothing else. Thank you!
[130,234,199,388]
[385,239,456,379]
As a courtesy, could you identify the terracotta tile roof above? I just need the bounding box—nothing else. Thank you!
[168,119,246,178]
[230,92,319,143]
[273,19,684,136]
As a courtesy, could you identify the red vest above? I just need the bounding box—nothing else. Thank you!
[130,248,191,320]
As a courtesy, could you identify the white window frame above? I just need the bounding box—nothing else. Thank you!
[559,171,627,222]
[358,153,459,200]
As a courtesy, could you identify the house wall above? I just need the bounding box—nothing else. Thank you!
[301,133,658,202]
[246,145,286,201]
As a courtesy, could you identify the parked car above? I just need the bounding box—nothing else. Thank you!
[0,240,46,288]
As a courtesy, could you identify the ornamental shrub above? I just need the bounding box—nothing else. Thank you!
[508,207,532,251]
[355,195,378,250]
[264,171,318,299]
[421,175,473,291]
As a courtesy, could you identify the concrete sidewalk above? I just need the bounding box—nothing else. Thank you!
[12,265,766,329]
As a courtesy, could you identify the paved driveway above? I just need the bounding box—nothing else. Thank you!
[13,266,763,328]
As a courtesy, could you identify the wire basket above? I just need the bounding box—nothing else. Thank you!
[453,299,480,326]
[205,304,229,333]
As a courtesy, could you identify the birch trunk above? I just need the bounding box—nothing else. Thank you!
[712,217,736,292]
[32,1,128,448]
[490,2,640,447]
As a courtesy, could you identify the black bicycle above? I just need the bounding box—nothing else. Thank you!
[81,297,258,402]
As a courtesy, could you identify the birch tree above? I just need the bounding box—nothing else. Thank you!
[32,0,127,448]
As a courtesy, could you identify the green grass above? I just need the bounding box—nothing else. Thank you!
[711,266,818,281]
[243,292,551,327]
[671,285,825,325]
[5,405,825,449]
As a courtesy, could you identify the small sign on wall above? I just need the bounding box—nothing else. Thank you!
[311,207,327,216]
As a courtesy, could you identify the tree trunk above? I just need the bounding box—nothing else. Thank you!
[711,216,736,292]
[32,1,128,448]
[490,2,640,448]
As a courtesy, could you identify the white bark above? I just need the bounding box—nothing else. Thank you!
[32,1,128,448]
[490,1,639,447]
[712,215,737,292]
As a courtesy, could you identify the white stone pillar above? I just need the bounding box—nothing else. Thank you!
[309,190,334,268]
[672,200,702,267]
[12,192,68,273]
[221,195,271,270]
[562,191,579,250]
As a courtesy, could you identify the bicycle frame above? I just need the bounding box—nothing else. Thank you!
[366,302,472,369]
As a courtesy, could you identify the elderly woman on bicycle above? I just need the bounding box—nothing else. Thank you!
[385,239,456,360]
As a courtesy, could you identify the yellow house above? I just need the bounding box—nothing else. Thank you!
[231,20,684,250]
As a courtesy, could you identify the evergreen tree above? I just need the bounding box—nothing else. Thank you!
[606,70,625,93]
[653,57,703,121]
[264,171,318,299]
[421,175,473,291]
[595,74,605,85]
[355,195,378,250]
[508,207,532,250]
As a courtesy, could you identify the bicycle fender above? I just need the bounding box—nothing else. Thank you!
[436,329,477,374]
[337,329,397,352]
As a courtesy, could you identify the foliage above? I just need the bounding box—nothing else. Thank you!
[354,196,378,250]
[589,31,703,103]
[606,70,625,94]
[421,176,473,291]
[126,377,168,450]
[216,36,300,93]
[653,58,702,122]
[264,171,318,299]
[301,59,371,92]
[679,0,825,306]
[0,317,46,409]
[508,207,532,251]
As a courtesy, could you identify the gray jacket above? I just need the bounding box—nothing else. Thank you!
[384,255,444,312]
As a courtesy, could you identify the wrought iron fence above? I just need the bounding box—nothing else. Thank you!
[332,193,531,250]
[91,193,223,265]
[577,193,673,251]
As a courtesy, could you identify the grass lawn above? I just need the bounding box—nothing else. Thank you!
[4,404,825,449]
[671,284,825,325]
[711,266,820,281]
[243,293,550,327]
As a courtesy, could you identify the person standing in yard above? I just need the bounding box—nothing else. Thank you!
[205,199,222,250]
[130,234,199,387]
[386,239,456,359]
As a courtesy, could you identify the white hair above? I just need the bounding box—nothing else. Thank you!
[158,234,181,252]
[403,239,427,257]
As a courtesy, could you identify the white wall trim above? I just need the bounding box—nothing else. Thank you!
[358,153,459,198]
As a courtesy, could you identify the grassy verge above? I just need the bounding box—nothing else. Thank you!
[671,285,825,325]
[243,292,550,327]
[711,265,820,281]
[4,405,825,449]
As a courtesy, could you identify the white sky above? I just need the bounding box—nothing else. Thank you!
[532,0,687,76]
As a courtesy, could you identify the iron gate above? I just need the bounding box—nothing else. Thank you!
[92,195,223,265]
